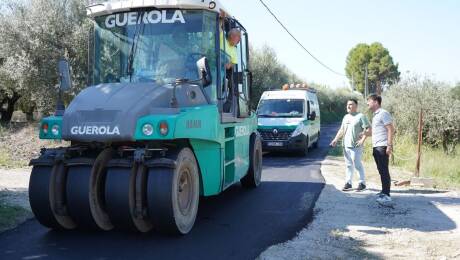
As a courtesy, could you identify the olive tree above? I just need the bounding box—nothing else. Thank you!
[249,45,301,108]
[0,0,89,121]
[384,75,460,154]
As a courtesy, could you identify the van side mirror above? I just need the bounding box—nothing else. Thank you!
[309,111,317,121]
[58,58,72,92]
[196,57,212,87]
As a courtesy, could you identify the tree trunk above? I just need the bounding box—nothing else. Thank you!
[0,92,20,122]
[376,81,382,95]
[442,130,449,155]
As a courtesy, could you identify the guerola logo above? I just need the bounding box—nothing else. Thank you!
[71,125,120,135]
[105,10,186,28]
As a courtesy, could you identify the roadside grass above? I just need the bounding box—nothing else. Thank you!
[320,111,343,124]
[0,122,66,169]
[328,135,460,190]
[0,149,27,169]
[0,194,31,232]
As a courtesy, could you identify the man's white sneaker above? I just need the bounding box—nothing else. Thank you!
[376,194,392,204]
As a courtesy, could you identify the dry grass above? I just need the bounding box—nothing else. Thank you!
[328,135,460,190]
[0,123,67,169]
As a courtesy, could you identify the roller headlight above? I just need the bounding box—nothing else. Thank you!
[291,124,305,137]
[142,123,154,136]
[51,125,60,136]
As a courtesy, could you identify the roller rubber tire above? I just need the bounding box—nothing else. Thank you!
[66,149,113,230]
[105,165,152,232]
[29,164,76,230]
[66,165,99,229]
[147,148,200,235]
[241,134,262,188]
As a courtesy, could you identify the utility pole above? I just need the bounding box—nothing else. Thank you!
[364,64,368,97]
[351,74,355,91]
[415,109,423,177]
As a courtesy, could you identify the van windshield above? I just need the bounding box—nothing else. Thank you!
[257,99,304,118]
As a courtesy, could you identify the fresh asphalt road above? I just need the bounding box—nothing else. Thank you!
[0,125,337,260]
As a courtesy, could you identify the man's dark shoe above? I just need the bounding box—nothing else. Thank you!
[356,183,366,191]
[342,183,352,191]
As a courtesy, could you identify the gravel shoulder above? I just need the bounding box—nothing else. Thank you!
[259,156,460,259]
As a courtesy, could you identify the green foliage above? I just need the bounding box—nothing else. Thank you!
[383,75,460,154]
[0,0,89,120]
[249,45,301,108]
[0,1,369,128]
[249,45,356,123]
[345,42,400,95]
[451,82,460,100]
[314,85,362,123]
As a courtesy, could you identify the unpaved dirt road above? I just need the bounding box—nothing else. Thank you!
[260,156,460,259]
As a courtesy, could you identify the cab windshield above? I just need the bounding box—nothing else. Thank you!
[90,9,217,85]
[257,99,305,118]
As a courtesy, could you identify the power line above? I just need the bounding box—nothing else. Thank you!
[258,0,346,77]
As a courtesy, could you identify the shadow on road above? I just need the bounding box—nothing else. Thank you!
[1,181,324,260]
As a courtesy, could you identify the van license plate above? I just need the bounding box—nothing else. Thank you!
[267,142,283,147]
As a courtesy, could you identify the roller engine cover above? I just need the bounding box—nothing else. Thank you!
[61,83,207,142]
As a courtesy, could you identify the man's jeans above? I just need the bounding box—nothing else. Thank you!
[344,146,365,185]
[373,146,391,196]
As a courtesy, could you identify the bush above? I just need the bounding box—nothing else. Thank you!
[315,85,362,123]
[383,75,460,154]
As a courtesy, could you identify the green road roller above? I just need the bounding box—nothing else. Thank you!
[29,0,262,235]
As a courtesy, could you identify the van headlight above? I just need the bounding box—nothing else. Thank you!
[291,124,305,137]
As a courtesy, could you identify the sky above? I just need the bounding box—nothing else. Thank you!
[223,0,460,88]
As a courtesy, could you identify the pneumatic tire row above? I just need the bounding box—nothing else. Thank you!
[29,147,200,235]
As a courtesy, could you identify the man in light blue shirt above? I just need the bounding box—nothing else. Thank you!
[330,99,370,191]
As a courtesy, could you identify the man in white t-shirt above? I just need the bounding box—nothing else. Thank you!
[330,99,370,192]
[365,94,395,204]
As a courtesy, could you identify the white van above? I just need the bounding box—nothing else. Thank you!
[256,87,320,154]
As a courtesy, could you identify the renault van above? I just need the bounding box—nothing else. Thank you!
[256,86,320,154]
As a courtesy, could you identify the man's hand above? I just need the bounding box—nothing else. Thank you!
[356,139,365,147]
[329,139,338,147]
[386,146,392,156]
[362,127,372,137]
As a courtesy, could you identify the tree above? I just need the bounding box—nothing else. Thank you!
[345,42,400,95]
[249,45,300,108]
[384,75,460,155]
[0,0,89,122]
[451,82,460,100]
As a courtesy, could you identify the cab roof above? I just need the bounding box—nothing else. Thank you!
[261,90,314,100]
[86,0,230,18]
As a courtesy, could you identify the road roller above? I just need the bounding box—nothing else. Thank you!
[29,0,262,235]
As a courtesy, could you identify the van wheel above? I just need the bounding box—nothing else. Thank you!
[313,132,320,149]
[301,137,309,156]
